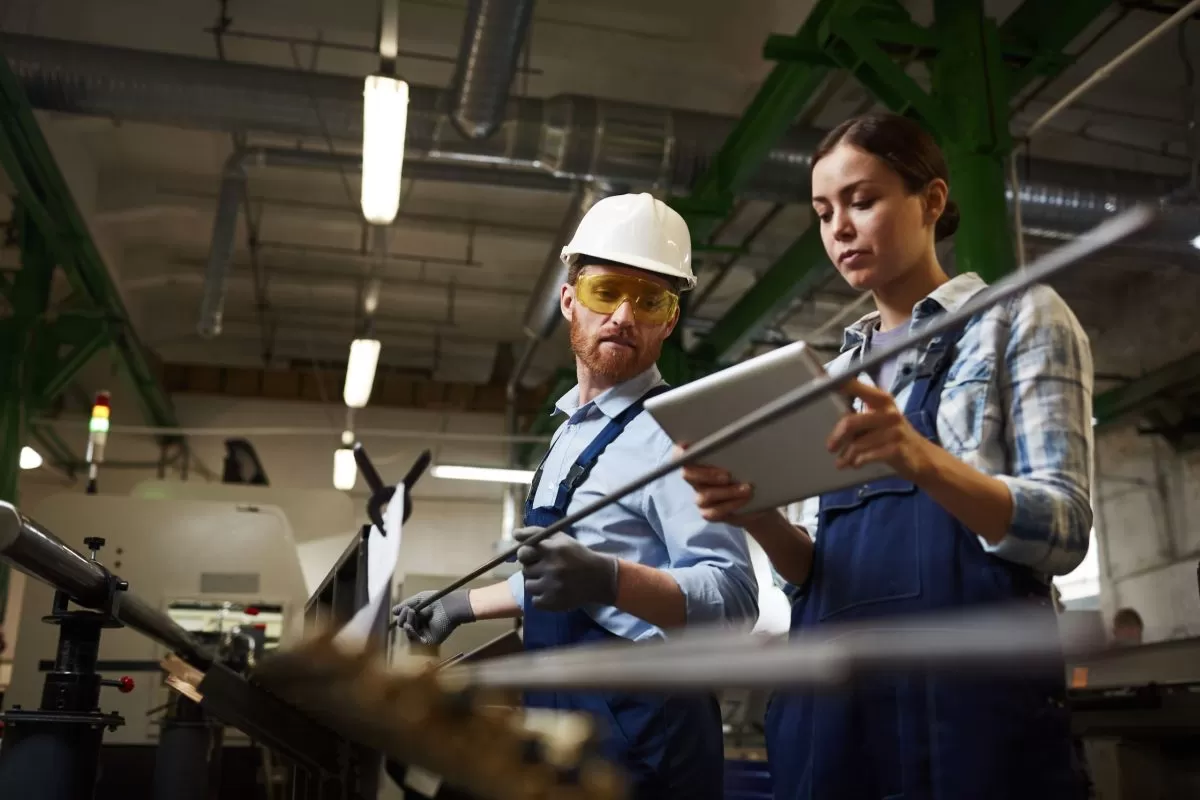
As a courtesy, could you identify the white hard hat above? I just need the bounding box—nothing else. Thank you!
[560,193,695,290]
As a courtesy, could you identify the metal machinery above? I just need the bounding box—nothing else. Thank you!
[1065,637,1200,798]
[4,494,309,748]
[0,446,619,800]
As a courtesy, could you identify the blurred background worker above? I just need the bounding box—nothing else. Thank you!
[1112,607,1145,646]
[394,193,759,800]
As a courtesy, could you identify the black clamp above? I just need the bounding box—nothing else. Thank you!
[353,442,431,534]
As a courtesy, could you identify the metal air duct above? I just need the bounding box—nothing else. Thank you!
[2,32,1195,248]
[196,153,246,338]
[449,0,537,140]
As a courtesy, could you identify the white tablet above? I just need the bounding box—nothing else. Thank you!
[644,340,894,514]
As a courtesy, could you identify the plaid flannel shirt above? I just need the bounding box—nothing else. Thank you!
[787,272,1095,581]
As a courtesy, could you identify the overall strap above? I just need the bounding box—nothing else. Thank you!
[904,322,969,414]
[528,384,671,517]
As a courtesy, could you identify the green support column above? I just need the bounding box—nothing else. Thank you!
[0,206,55,619]
[693,225,831,365]
[930,0,1015,282]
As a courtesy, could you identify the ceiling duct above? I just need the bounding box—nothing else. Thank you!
[197,153,247,338]
[449,0,537,140]
[3,32,1195,249]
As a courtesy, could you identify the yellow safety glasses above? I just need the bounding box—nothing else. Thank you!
[574,273,680,325]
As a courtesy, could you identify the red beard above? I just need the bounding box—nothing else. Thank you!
[569,317,661,384]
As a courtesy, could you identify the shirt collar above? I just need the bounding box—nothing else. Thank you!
[554,364,665,421]
[840,272,989,352]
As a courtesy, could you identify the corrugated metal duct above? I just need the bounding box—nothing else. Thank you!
[4,32,1195,249]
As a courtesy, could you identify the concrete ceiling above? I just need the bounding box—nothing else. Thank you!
[3,0,1200,404]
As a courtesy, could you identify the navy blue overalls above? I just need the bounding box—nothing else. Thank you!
[764,325,1086,800]
[521,386,725,800]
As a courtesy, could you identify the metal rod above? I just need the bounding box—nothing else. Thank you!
[0,501,212,667]
[454,607,1100,692]
[414,205,1157,612]
[1026,0,1200,139]
[1009,152,1027,268]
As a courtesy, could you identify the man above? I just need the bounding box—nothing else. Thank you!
[1112,607,1144,646]
[394,193,759,799]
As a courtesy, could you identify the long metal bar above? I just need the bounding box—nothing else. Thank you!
[0,500,212,667]
[414,205,1156,612]
[1026,0,1200,139]
[455,607,1097,692]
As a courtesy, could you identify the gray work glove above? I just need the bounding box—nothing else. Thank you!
[392,590,475,646]
[515,526,619,611]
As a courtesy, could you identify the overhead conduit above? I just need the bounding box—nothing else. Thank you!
[449,0,537,140]
[4,31,1194,252]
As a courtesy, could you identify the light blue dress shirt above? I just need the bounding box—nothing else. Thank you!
[508,365,760,642]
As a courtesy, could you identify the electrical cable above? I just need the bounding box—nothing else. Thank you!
[414,206,1156,613]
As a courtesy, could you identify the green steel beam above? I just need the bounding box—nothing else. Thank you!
[518,368,576,469]
[0,205,54,619]
[691,225,832,365]
[669,0,839,243]
[1000,0,1117,96]
[930,0,1015,282]
[34,314,110,409]
[31,425,80,474]
[0,44,179,436]
[1093,352,1200,429]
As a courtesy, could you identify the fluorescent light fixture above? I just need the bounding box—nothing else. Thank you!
[1192,234,1200,250]
[19,446,43,470]
[343,338,381,408]
[361,74,409,225]
[431,465,536,484]
[333,447,357,491]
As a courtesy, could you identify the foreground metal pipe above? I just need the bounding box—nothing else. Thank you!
[0,501,211,668]
[455,607,1100,692]
[414,204,1157,612]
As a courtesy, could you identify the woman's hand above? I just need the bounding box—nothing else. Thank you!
[675,444,777,527]
[829,379,937,483]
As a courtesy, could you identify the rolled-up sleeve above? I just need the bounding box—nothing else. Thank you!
[507,570,524,608]
[643,442,759,626]
[990,286,1094,575]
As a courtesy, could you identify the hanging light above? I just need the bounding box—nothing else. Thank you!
[19,446,43,470]
[343,338,381,409]
[361,74,409,225]
[431,465,536,484]
[333,431,358,491]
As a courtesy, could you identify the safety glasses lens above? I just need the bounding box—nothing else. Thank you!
[576,275,678,323]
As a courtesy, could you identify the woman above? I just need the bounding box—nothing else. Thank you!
[682,112,1094,799]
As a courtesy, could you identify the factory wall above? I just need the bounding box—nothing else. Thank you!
[1093,425,1200,642]
[18,393,516,574]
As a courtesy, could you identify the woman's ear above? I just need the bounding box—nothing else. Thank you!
[924,178,949,227]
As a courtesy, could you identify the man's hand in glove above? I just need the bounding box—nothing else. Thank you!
[392,590,475,646]
[514,526,619,611]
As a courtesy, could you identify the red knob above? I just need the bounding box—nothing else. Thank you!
[243,607,260,616]
[117,676,135,693]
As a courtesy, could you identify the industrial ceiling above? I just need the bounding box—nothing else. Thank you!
[2,0,1200,447]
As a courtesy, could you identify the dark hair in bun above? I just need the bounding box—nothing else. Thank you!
[813,112,958,241]
[935,199,960,241]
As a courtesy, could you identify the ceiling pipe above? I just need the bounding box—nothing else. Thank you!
[3,32,1196,248]
[196,153,246,338]
[449,0,537,140]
